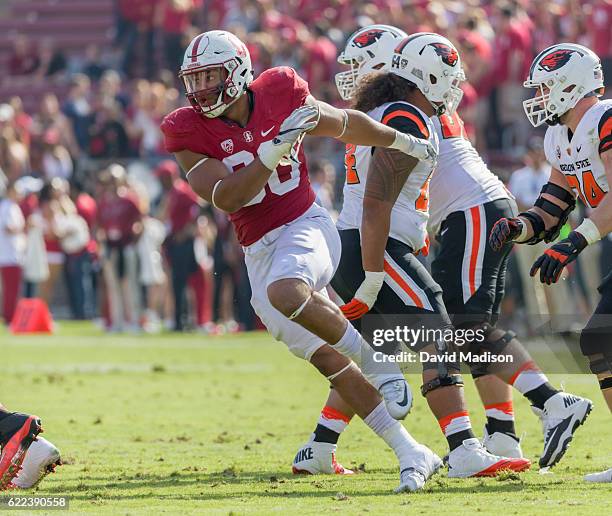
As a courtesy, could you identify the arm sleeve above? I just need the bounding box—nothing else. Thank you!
[598,107,612,155]
[380,102,430,139]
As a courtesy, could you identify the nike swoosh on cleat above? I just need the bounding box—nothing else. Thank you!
[540,415,572,467]
[397,384,410,407]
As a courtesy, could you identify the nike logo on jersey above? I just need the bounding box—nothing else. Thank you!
[261,126,275,137]
[576,145,582,153]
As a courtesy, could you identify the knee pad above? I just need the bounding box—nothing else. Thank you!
[580,327,610,358]
[474,323,516,354]
[461,323,515,377]
[420,374,464,397]
[600,375,612,391]
[587,353,612,375]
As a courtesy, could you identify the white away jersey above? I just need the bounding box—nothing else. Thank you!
[428,112,509,234]
[544,99,612,209]
[336,101,438,251]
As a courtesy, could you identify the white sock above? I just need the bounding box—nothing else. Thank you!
[333,322,365,365]
[510,361,549,395]
[334,323,403,389]
[363,402,419,466]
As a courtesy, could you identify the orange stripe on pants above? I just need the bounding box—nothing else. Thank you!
[383,259,424,308]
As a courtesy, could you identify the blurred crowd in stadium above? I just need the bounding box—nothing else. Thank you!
[0,0,611,333]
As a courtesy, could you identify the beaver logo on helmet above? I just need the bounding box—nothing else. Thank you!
[539,49,579,72]
[353,29,385,48]
[428,43,458,66]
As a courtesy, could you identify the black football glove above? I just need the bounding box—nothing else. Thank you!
[489,217,523,252]
[530,231,588,284]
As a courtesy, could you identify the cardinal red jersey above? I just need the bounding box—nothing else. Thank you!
[161,66,315,246]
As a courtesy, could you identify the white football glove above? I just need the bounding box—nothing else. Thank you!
[258,104,320,171]
[390,131,437,163]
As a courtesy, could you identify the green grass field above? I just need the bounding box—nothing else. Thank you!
[1,323,610,515]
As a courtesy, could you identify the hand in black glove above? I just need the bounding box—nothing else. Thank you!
[530,231,588,284]
[489,217,523,252]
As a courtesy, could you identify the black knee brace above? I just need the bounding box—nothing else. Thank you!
[421,374,464,396]
[600,376,612,391]
[466,323,515,378]
[588,354,612,375]
[420,336,463,396]
[580,327,610,358]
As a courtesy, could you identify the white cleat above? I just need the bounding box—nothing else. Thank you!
[395,444,443,493]
[378,379,412,420]
[584,467,612,483]
[532,392,592,469]
[482,426,524,458]
[12,437,61,489]
[291,439,354,475]
[447,438,530,478]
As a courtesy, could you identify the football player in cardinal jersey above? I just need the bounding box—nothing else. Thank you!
[161,30,442,492]
[491,43,611,481]
[313,29,531,479]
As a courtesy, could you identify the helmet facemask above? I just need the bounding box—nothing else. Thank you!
[335,55,388,101]
[423,69,466,116]
[335,57,361,101]
[180,59,243,118]
[523,78,584,127]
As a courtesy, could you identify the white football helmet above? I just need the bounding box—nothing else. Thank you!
[523,43,604,127]
[179,30,254,118]
[389,32,465,115]
[335,24,408,100]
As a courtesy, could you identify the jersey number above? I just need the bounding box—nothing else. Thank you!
[565,170,606,208]
[345,144,359,184]
[439,112,465,139]
[222,150,301,207]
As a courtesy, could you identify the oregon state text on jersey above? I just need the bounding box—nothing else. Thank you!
[336,101,438,251]
[544,99,612,208]
[161,67,315,246]
[428,112,509,234]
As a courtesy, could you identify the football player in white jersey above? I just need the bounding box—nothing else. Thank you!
[428,71,592,467]
[325,29,593,471]
[491,43,612,482]
[315,30,531,479]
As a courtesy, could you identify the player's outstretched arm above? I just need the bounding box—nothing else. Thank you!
[490,168,575,251]
[340,148,418,320]
[305,96,436,162]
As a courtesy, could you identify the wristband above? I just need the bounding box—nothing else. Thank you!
[574,218,601,245]
[354,271,386,308]
[515,218,529,243]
